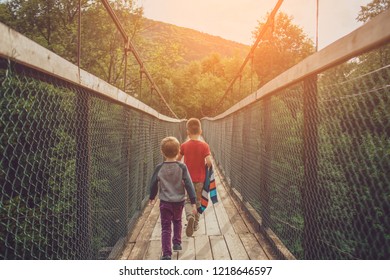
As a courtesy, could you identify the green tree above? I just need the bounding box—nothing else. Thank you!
[0,0,144,86]
[80,1,144,86]
[201,53,225,77]
[356,0,390,70]
[0,0,81,59]
[356,0,390,22]
[167,52,253,118]
[252,12,314,87]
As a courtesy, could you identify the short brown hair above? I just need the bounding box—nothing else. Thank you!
[161,136,180,158]
[186,118,201,135]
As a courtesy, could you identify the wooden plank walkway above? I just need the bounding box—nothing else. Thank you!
[119,164,278,260]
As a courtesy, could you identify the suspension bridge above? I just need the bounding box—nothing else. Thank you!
[1,3,389,260]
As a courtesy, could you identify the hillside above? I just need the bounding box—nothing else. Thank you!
[139,17,250,63]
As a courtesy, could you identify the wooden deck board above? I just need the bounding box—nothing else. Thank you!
[150,216,162,240]
[239,233,269,260]
[214,189,235,235]
[127,241,148,260]
[178,238,196,260]
[128,202,155,243]
[254,232,279,260]
[144,240,162,260]
[216,179,249,234]
[224,233,249,260]
[223,206,249,234]
[137,202,160,241]
[205,205,221,236]
[119,243,134,260]
[210,235,231,260]
[195,235,212,260]
[127,202,160,259]
[171,251,178,260]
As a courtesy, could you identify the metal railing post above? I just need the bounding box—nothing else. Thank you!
[139,68,143,100]
[76,93,91,259]
[302,75,320,259]
[118,107,130,238]
[261,97,271,228]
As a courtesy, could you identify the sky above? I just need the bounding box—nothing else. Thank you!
[136,0,372,49]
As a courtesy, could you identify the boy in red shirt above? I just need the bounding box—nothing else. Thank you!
[177,118,212,237]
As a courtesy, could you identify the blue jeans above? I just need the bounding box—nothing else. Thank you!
[160,200,184,257]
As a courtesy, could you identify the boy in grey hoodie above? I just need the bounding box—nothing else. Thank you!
[149,136,197,260]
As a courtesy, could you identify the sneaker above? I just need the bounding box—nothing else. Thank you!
[194,224,199,231]
[173,244,182,251]
[161,255,171,260]
[186,216,195,237]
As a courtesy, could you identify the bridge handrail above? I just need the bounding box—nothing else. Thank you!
[0,22,183,123]
[204,9,390,120]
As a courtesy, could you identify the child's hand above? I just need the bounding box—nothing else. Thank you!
[149,199,155,206]
[192,204,197,215]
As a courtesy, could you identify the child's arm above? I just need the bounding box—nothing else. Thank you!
[177,144,184,161]
[149,164,162,202]
[204,143,212,167]
[205,155,212,167]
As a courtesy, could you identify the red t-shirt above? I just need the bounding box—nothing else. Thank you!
[180,140,210,182]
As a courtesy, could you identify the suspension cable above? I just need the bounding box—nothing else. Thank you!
[214,0,284,114]
[100,0,179,119]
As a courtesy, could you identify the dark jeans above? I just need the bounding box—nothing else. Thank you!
[160,200,184,257]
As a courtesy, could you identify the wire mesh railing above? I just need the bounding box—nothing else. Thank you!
[0,28,185,259]
[202,11,390,260]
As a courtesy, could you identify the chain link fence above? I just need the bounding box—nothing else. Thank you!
[0,59,185,259]
[202,44,390,259]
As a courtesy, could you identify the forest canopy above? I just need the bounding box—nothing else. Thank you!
[0,0,317,118]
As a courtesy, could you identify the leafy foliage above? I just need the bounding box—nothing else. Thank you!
[356,0,390,22]
[139,17,249,64]
[252,12,314,87]
[0,0,314,118]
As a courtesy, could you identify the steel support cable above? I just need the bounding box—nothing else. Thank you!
[250,52,254,93]
[100,0,178,119]
[123,41,128,91]
[214,0,284,114]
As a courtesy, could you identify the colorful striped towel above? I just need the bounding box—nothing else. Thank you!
[198,165,218,214]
